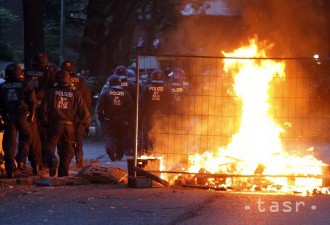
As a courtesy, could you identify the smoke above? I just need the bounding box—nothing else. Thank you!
[238,0,329,57]
[145,58,240,171]
[143,1,330,170]
[173,0,329,57]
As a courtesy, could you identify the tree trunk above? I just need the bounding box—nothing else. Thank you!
[79,0,176,76]
[23,0,45,67]
[79,0,139,76]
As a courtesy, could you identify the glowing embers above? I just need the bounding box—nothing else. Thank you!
[184,38,326,194]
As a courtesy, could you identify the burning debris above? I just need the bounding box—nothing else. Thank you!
[145,37,330,195]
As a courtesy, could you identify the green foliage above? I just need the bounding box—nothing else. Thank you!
[44,0,88,63]
[0,42,21,61]
[0,8,19,61]
[0,8,18,34]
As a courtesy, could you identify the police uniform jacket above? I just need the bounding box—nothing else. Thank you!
[140,82,169,115]
[25,65,53,103]
[97,87,134,121]
[0,78,37,117]
[69,74,91,110]
[40,83,90,127]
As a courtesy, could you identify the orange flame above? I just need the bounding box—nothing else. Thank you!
[187,38,325,193]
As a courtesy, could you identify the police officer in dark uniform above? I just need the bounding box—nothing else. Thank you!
[24,52,54,169]
[101,66,136,98]
[115,66,136,100]
[168,68,189,90]
[60,60,91,167]
[40,70,90,177]
[97,75,134,161]
[25,52,53,104]
[0,63,38,178]
[140,68,169,154]
[166,68,189,114]
[115,66,137,156]
[100,66,136,156]
[127,68,137,84]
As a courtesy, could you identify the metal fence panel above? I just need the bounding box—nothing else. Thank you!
[137,55,330,172]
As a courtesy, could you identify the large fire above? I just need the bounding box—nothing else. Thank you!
[185,38,326,193]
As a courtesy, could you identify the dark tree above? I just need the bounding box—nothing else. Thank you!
[23,0,45,67]
[43,0,88,64]
[79,0,179,76]
[79,0,139,76]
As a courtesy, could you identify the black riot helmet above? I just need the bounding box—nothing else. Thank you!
[114,66,127,80]
[55,70,71,84]
[127,65,137,73]
[60,60,77,75]
[169,68,185,84]
[30,52,49,68]
[150,68,165,84]
[169,68,185,78]
[48,64,58,74]
[5,63,24,80]
[108,75,123,90]
[127,68,136,82]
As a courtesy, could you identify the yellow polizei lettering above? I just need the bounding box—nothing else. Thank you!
[55,91,73,97]
[149,86,163,92]
[71,77,80,82]
[171,87,183,93]
[4,83,21,88]
[26,71,44,76]
[110,91,124,96]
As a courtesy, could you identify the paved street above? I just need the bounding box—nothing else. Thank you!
[1,184,330,225]
[1,140,330,225]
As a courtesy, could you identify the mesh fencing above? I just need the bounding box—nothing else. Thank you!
[137,55,330,171]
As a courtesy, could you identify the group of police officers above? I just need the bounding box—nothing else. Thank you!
[97,66,189,161]
[0,53,91,178]
[0,52,188,179]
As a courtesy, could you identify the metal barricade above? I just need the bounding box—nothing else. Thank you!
[135,54,330,173]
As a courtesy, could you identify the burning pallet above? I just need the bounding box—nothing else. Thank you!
[145,163,330,194]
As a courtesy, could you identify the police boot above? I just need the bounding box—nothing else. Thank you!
[6,171,14,179]
[106,149,116,162]
[17,162,26,171]
[49,158,58,177]
[76,160,84,168]
[76,155,84,168]
[116,151,124,161]
[5,166,14,178]
[31,162,39,175]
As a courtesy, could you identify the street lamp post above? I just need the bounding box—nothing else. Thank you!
[60,0,65,63]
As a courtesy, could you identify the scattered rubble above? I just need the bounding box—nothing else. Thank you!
[77,165,127,184]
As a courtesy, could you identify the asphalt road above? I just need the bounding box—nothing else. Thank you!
[1,184,330,225]
[1,140,330,225]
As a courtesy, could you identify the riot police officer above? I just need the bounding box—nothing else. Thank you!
[60,60,91,167]
[100,66,136,156]
[101,66,136,99]
[168,68,189,90]
[25,52,53,103]
[24,52,53,168]
[97,75,134,161]
[0,63,38,178]
[115,66,137,155]
[40,70,90,177]
[166,68,189,114]
[115,66,136,100]
[140,68,169,154]
[127,68,137,84]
